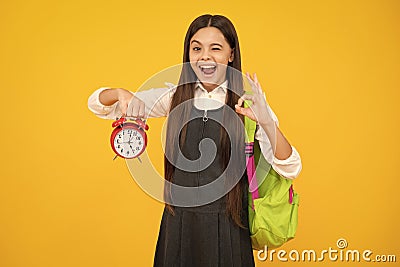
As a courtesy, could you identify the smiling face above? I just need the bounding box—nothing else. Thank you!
[189,27,234,92]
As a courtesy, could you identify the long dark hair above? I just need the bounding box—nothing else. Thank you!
[164,14,247,228]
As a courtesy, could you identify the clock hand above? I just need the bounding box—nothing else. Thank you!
[122,133,133,144]
[129,144,135,153]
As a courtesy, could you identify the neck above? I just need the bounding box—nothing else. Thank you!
[202,82,218,92]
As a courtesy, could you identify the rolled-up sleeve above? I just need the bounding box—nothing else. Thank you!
[255,104,302,179]
[272,146,302,179]
[87,87,121,119]
[87,83,176,120]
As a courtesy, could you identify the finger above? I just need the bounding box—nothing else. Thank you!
[126,97,136,118]
[235,104,243,115]
[246,72,258,93]
[246,72,251,83]
[253,73,263,94]
[235,105,254,119]
[126,99,133,117]
[254,72,258,84]
[240,93,254,101]
[237,94,254,107]
[237,94,251,107]
[253,73,260,89]
[138,102,145,118]
[237,98,243,107]
[246,72,254,84]
[235,104,247,116]
[131,99,140,118]
[120,101,128,117]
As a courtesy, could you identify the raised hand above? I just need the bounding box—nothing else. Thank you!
[235,72,274,125]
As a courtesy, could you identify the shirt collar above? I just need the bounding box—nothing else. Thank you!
[195,80,228,94]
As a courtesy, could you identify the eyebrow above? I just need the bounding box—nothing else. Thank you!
[190,40,223,47]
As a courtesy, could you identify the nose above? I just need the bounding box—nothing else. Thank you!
[200,49,211,61]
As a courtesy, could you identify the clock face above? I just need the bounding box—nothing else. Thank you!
[113,127,145,158]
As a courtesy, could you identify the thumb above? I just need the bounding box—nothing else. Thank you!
[235,105,256,120]
[235,104,247,116]
[119,101,128,117]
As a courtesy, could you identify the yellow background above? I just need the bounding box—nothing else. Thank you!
[1,0,399,266]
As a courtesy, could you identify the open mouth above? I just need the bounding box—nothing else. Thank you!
[199,64,217,76]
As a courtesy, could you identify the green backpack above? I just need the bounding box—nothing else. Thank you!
[244,100,299,250]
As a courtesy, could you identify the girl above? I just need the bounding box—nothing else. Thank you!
[88,14,301,267]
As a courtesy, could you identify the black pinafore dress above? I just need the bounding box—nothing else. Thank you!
[153,105,255,267]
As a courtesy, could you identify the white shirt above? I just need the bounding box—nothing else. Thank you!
[87,81,302,179]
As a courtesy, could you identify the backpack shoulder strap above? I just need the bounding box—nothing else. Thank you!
[244,92,260,203]
[244,92,257,143]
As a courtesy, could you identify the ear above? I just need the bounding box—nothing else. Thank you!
[229,49,234,62]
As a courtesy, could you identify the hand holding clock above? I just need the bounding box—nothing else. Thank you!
[100,88,146,118]
[98,88,149,159]
[117,88,147,118]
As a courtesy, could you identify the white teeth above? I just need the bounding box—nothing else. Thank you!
[200,65,216,69]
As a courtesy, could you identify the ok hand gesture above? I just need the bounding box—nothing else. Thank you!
[235,72,274,125]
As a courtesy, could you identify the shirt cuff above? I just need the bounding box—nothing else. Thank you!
[87,87,120,117]
[272,146,302,179]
